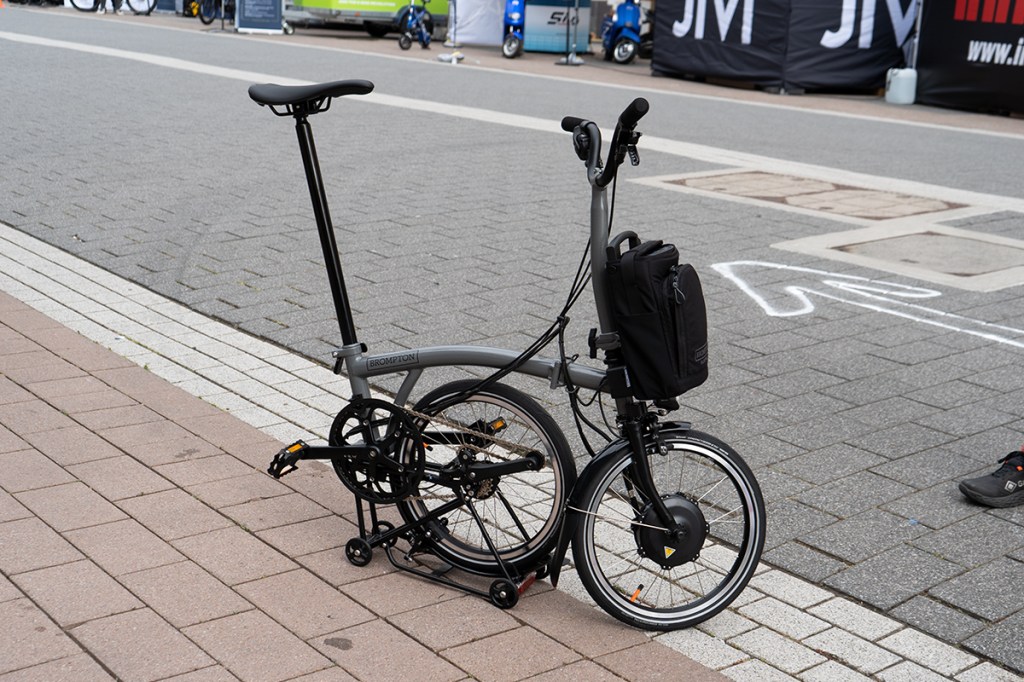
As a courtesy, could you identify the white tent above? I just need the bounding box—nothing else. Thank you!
[448,0,504,46]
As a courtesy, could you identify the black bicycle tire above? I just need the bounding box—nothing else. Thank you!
[127,0,157,15]
[572,429,765,630]
[69,0,98,11]
[197,0,217,24]
[396,379,576,576]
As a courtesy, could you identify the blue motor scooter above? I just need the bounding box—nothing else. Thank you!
[502,0,525,58]
[601,0,642,64]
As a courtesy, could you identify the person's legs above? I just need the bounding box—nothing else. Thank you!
[959,448,1024,508]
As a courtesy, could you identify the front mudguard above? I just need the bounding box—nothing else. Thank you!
[546,420,692,587]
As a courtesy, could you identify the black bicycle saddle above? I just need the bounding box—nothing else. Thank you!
[248,80,374,108]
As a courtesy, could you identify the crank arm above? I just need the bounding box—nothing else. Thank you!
[267,441,380,478]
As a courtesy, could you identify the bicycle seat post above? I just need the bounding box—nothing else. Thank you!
[292,108,360,349]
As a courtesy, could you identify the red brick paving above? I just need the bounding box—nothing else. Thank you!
[0,291,723,681]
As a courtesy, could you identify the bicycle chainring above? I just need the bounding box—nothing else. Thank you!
[328,398,426,505]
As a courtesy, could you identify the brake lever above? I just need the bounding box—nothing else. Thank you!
[573,128,590,161]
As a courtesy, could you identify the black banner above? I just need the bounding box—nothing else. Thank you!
[916,0,1024,114]
[651,0,789,87]
[652,0,916,91]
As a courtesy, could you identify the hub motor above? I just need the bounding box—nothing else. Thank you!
[634,494,708,569]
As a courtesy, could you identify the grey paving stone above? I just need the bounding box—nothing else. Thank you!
[847,423,956,460]
[964,608,1024,675]
[914,403,1018,438]
[756,469,814,505]
[840,396,940,429]
[762,542,846,584]
[905,380,1000,410]
[889,597,986,644]
[825,546,963,611]
[869,448,983,490]
[771,444,886,486]
[763,500,839,551]
[929,558,1024,622]
[910,514,1024,569]
[751,391,855,427]
[800,509,929,564]
[795,471,915,518]
[881,483,985,530]
[770,415,878,451]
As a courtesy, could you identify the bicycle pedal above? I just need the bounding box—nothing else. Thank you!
[517,573,538,595]
[267,440,307,478]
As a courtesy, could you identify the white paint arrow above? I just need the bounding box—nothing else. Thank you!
[712,260,1024,350]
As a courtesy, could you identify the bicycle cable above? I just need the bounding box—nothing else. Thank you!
[407,142,624,457]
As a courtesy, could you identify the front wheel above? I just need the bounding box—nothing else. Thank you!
[396,380,576,577]
[501,34,522,59]
[70,0,98,11]
[197,0,218,24]
[127,0,157,15]
[612,38,638,64]
[572,430,765,630]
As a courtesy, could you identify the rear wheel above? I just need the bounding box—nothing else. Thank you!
[70,0,98,11]
[396,380,576,576]
[398,32,413,50]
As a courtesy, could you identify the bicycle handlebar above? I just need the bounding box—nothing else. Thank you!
[616,97,649,131]
[560,116,586,133]
[563,97,649,188]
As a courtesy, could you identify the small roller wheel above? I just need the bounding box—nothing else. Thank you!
[489,579,519,609]
[346,537,372,567]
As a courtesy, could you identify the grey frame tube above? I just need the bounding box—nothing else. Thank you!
[345,345,606,405]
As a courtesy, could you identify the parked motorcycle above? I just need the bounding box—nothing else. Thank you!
[502,0,525,58]
[600,0,644,64]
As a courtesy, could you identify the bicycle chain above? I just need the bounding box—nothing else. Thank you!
[398,403,538,460]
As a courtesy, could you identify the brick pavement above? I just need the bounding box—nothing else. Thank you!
[0,289,729,681]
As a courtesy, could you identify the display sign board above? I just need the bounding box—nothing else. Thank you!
[652,0,915,91]
[524,0,592,53]
[237,0,284,33]
[916,0,1024,114]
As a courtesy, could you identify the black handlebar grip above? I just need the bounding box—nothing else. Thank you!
[617,98,650,130]
[561,116,586,132]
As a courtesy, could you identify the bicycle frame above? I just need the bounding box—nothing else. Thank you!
[257,82,685,604]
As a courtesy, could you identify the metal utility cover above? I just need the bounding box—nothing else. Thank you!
[776,224,1024,292]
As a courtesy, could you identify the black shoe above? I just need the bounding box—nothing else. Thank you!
[959,450,1024,508]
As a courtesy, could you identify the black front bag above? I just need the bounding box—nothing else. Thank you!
[605,232,708,401]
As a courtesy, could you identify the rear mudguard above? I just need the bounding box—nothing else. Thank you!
[546,420,692,586]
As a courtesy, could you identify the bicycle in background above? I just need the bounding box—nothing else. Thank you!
[397,0,432,49]
[70,0,157,15]
[198,0,233,24]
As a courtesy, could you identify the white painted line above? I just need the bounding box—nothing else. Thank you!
[10,10,1024,143]
[3,29,1024,216]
